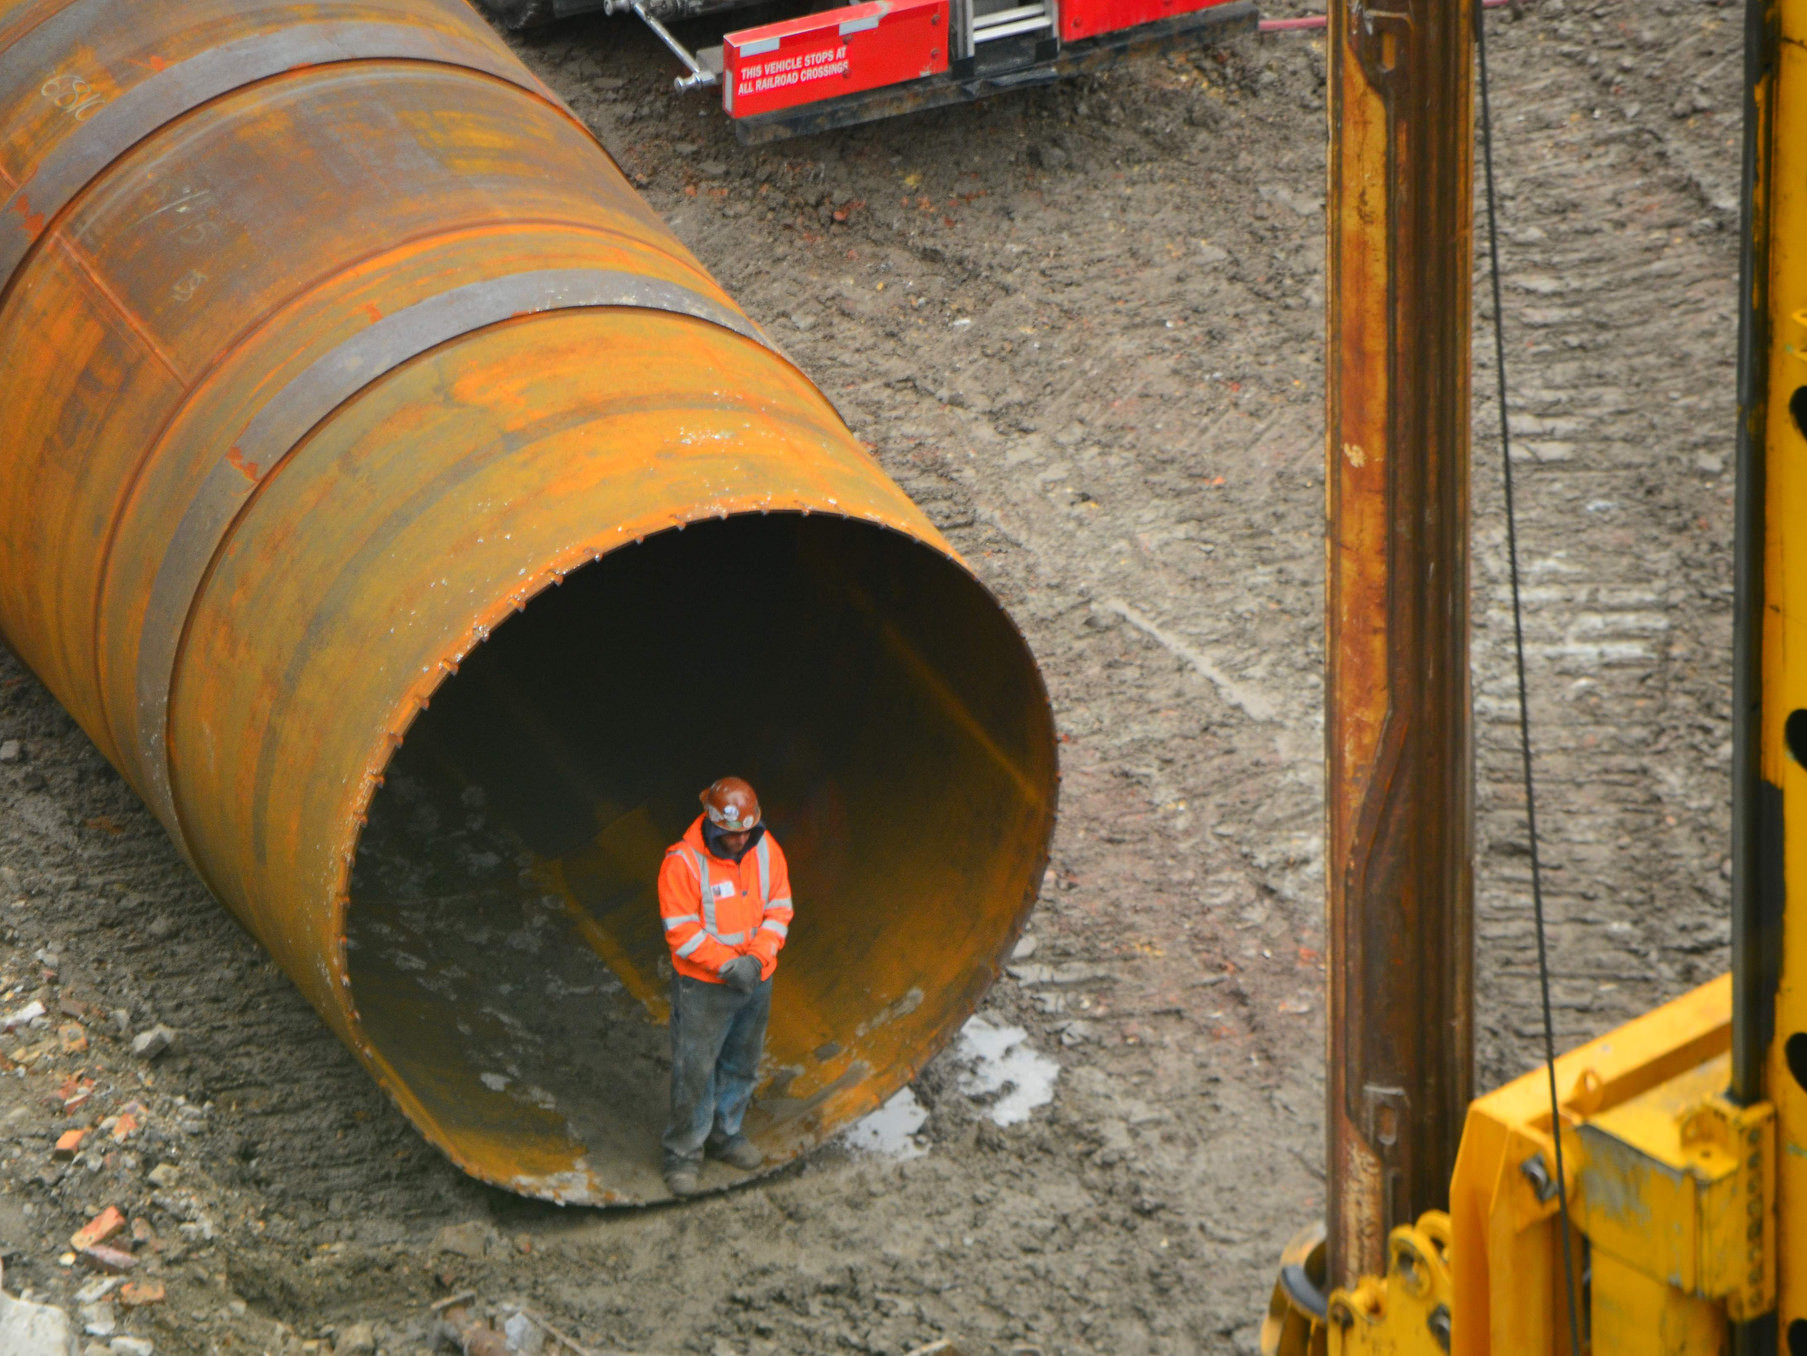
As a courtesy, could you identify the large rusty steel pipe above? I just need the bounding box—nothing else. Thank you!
[0,0,1057,1204]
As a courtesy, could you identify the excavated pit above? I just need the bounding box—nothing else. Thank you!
[346,514,1058,1203]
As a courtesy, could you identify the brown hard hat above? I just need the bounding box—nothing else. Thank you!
[700,777,761,833]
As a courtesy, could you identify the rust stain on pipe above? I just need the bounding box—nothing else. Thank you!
[0,0,1058,1204]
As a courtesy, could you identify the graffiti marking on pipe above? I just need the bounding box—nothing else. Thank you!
[40,74,107,121]
[170,270,206,304]
[172,219,221,248]
[131,185,213,229]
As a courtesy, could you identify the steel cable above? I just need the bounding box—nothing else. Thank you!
[1474,5,1587,1350]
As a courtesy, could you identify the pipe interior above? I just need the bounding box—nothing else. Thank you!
[346,514,1055,1201]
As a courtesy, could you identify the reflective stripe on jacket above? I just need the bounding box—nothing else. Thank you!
[659,815,795,984]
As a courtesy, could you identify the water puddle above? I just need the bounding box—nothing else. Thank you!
[842,1087,930,1158]
[954,1015,1060,1126]
[842,1014,1059,1158]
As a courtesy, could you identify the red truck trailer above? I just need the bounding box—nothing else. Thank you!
[480,0,1255,142]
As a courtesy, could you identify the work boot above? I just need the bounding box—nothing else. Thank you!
[664,1165,702,1197]
[706,1136,764,1172]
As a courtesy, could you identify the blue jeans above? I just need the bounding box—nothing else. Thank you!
[662,972,771,1172]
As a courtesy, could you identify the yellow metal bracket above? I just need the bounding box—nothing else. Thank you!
[1325,1212,1455,1356]
[1574,1070,1775,1329]
[1268,978,1778,1356]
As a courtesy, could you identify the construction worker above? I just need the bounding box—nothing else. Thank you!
[657,776,794,1197]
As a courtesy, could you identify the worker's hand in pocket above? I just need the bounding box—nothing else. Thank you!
[720,955,762,994]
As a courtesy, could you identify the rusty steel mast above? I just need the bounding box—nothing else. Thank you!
[1323,0,1477,1287]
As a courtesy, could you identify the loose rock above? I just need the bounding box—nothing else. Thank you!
[127,1027,173,1060]
[0,1288,78,1356]
[432,1220,494,1259]
[70,1208,124,1252]
[116,1282,163,1309]
[3,1001,45,1033]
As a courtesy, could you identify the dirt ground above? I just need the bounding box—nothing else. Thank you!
[0,1,1747,1352]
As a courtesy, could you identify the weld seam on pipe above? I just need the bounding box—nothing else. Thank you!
[137,268,780,848]
[0,22,554,290]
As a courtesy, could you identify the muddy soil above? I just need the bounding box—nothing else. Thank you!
[0,2,1745,1353]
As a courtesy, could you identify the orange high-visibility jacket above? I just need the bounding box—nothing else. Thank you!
[659,816,794,984]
